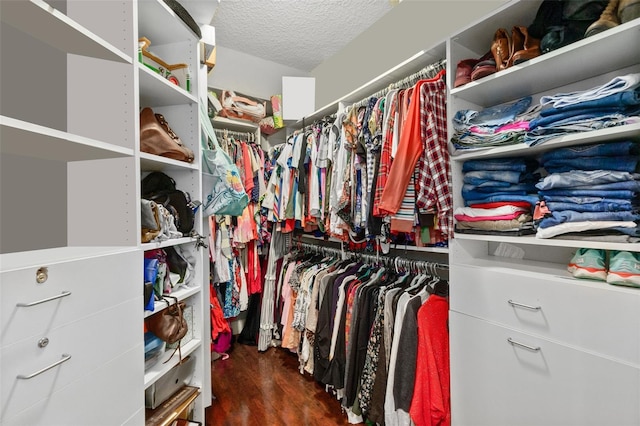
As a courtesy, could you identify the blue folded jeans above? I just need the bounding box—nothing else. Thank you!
[539,189,637,199]
[546,201,634,213]
[538,210,640,229]
[536,170,638,190]
[542,195,634,205]
[462,158,531,173]
[539,88,640,116]
[543,156,638,173]
[464,170,524,185]
[541,141,638,162]
[465,194,540,206]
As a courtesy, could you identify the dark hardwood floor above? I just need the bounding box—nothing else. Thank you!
[206,342,351,426]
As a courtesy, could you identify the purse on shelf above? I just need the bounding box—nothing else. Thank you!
[141,199,161,243]
[219,90,266,123]
[146,296,188,345]
[199,100,249,217]
[140,107,194,163]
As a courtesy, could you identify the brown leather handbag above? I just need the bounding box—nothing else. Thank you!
[146,297,188,345]
[140,107,194,163]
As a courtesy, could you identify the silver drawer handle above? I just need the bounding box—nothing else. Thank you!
[16,291,71,307]
[507,338,540,352]
[17,354,72,379]
[508,300,541,311]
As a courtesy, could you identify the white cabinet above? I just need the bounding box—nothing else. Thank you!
[0,1,210,424]
[447,1,640,424]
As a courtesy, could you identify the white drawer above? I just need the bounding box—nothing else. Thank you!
[450,312,640,426]
[1,298,142,420]
[1,250,141,347]
[2,345,143,426]
[451,264,640,365]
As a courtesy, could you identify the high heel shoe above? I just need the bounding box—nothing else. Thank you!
[491,28,511,71]
[511,26,541,65]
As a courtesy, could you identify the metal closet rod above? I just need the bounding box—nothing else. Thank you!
[297,242,449,275]
[350,57,447,109]
[214,128,257,143]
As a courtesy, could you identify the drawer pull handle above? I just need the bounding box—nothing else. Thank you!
[508,300,541,311]
[17,354,72,379]
[16,291,71,307]
[507,338,540,352]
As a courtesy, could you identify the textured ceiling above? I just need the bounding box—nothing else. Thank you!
[210,0,395,72]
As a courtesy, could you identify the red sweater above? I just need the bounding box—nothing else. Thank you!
[410,294,450,426]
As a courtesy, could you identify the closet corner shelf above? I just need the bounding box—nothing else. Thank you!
[143,339,202,389]
[450,122,640,161]
[139,64,197,107]
[453,232,640,252]
[212,116,259,132]
[450,19,640,107]
[1,115,134,161]
[140,153,199,172]
[144,285,201,319]
[141,237,199,251]
[0,0,131,64]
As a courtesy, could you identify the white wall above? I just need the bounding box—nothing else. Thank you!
[207,45,309,100]
[310,0,508,108]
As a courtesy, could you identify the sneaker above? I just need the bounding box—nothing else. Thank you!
[567,248,607,281]
[607,251,640,288]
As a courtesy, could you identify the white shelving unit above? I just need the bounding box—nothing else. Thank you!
[0,1,210,424]
[447,1,640,424]
[137,1,210,424]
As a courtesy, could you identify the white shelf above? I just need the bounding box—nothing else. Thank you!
[137,0,197,45]
[143,339,201,389]
[212,116,260,132]
[291,44,447,127]
[450,17,640,107]
[451,122,640,161]
[139,64,197,107]
[454,232,640,252]
[1,115,134,162]
[0,0,131,64]
[140,152,199,172]
[141,237,199,251]
[144,285,201,319]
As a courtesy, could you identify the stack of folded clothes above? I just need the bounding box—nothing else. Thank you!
[455,157,540,235]
[525,72,640,147]
[535,140,640,241]
[450,96,541,154]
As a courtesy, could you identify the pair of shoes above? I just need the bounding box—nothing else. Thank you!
[453,51,496,87]
[619,0,640,23]
[568,248,640,287]
[491,26,541,72]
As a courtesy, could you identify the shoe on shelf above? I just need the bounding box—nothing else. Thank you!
[568,248,607,281]
[454,59,480,88]
[607,251,640,287]
[585,0,620,37]
[618,0,640,23]
[491,28,511,71]
[510,26,541,66]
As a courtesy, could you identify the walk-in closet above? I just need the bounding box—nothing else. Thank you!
[1,0,639,425]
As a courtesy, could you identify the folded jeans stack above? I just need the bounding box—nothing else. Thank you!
[455,158,540,235]
[450,97,541,154]
[525,73,640,146]
[535,140,640,239]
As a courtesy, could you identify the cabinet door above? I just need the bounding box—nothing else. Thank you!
[1,250,140,347]
[451,264,640,365]
[1,298,141,420]
[450,312,640,426]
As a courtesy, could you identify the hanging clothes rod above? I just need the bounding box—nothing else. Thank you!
[213,127,257,143]
[350,58,447,109]
[297,242,448,275]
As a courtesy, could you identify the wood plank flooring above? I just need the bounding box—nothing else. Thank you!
[206,342,351,426]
